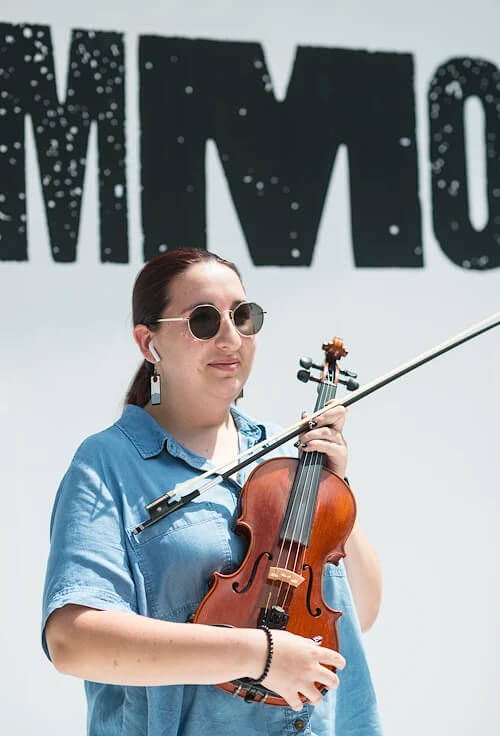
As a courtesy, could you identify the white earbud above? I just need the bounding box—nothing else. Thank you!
[148,340,161,362]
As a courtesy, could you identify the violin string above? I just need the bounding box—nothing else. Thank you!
[272,379,326,590]
[272,388,323,609]
[286,382,326,580]
[295,373,337,593]
[277,434,316,608]
[272,441,313,607]
[281,376,334,611]
[265,365,337,613]
[286,451,319,611]
[279,423,317,610]
[284,377,333,610]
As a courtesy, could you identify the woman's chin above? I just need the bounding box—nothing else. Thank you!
[207,378,243,403]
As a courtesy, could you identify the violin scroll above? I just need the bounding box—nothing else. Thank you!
[297,337,359,391]
[322,337,348,363]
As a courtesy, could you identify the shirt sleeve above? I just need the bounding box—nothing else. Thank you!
[331,566,384,735]
[41,443,138,661]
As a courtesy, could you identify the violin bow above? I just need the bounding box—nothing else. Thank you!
[134,310,500,534]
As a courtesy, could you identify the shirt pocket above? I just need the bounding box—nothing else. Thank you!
[126,490,246,621]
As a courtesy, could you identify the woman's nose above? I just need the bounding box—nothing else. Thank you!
[215,311,242,348]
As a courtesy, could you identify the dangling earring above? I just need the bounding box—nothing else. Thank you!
[148,340,161,405]
[150,363,161,405]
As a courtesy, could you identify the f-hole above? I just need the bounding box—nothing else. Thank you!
[232,552,272,594]
[303,563,321,617]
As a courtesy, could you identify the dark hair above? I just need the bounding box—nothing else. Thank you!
[125,248,242,407]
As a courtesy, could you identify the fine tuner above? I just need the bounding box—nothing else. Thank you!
[297,356,360,391]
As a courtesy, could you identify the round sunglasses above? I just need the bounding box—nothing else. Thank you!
[155,301,266,340]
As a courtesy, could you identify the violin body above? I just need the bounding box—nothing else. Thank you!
[194,455,356,705]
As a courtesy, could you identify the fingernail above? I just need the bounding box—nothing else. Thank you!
[293,439,301,448]
[301,442,308,448]
[308,420,317,429]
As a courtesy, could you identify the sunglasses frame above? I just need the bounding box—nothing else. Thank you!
[155,301,266,341]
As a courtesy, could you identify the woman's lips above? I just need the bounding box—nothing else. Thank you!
[208,360,240,372]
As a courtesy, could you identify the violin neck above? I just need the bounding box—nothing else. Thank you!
[279,374,338,547]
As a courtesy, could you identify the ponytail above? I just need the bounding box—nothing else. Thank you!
[125,359,154,408]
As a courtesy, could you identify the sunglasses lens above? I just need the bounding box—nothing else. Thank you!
[234,302,265,336]
[187,302,265,339]
[189,305,220,339]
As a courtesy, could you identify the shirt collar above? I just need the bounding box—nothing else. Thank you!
[115,403,265,460]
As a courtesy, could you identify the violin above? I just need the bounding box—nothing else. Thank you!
[193,337,357,706]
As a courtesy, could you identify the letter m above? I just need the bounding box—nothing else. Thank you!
[0,22,128,262]
[140,38,421,266]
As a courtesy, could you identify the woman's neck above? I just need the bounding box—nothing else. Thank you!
[144,393,238,462]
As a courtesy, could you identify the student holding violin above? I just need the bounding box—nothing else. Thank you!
[42,248,383,736]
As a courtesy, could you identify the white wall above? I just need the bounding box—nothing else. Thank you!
[1,2,499,734]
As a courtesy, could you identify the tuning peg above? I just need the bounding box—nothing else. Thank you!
[299,357,323,371]
[297,369,311,383]
[297,369,321,384]
[339,376,359,391]
[340,369,358,379]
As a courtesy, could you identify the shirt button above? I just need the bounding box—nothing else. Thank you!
[294,718,306,731]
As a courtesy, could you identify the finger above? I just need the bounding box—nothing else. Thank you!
[268,682,302,712]
[299,427,345,444]
[299,412,318,431]
[314,405,347,431]
[317,648,346,670]
[301,439,348,457]
[312,665,341,690]
[327,399,346,410]
[299,684,324,706]
[286,692,305,712]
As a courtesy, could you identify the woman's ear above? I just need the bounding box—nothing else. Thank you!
[133,324,159,362]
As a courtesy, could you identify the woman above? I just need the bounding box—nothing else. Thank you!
[42,248,383,735]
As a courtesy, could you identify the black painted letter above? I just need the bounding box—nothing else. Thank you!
[429,57,500,270]
[140,38,421,266]
[0,22,128,262]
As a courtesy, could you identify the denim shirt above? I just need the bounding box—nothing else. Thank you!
[42,404,383,736]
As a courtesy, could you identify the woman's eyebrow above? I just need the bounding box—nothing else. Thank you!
[181,299,245,314]
[181,301,207,313]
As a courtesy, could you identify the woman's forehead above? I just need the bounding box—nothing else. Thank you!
[168,261,245,309]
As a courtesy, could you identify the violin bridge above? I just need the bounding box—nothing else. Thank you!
[267,567,305,587]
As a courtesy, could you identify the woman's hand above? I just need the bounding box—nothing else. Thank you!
[296,401,348,478]
[254,629,345,711]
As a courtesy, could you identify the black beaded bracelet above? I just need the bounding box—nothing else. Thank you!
[252,625,274,684]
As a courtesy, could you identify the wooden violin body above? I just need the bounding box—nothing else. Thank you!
[194,455,356,705]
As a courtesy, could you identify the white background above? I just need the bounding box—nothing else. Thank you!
[1,2,499,734]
